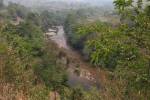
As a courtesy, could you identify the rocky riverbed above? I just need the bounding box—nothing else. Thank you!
[45,26,101,90]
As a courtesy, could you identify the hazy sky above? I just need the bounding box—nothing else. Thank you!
[65,0,112,1]
[50,0,113,3]
[5,0,114,7]
[5,0,114,3]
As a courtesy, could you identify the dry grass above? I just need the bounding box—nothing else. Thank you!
[0,83,27,100]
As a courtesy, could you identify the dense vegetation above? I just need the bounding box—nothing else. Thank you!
[0,2,67,99]
[0,0,150,100]
[0,1,103,100]
[64,0,150,99]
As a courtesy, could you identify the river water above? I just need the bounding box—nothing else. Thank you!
[46,26,101,90]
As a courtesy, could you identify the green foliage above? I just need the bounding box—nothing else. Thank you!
[114,0,133,13]
[86,0,150,99]
[60,87,101,100]
[64,0,150,99]
[34,56,67,89]
[25,12,42,26]
[1,0,150,99]
[0,8,67,99]
[87,29,139,69]
[29,85,49,100]
[65,19,109,50]
[7,2,28,20]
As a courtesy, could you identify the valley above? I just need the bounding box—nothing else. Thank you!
[46,26,101,90]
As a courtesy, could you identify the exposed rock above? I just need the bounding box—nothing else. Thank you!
[49,91,60,100]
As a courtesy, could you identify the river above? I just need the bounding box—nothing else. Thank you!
[46,26,101,90]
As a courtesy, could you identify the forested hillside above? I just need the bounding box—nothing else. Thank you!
[0,1,67,99]
[0,1,103,100]
[64,0,150,99]
[0,0,150,100]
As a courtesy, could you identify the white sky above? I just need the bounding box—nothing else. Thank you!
[56,0,113,2]
[5,0,114,6]
[75,0,113,1]
[6,0,114,3]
